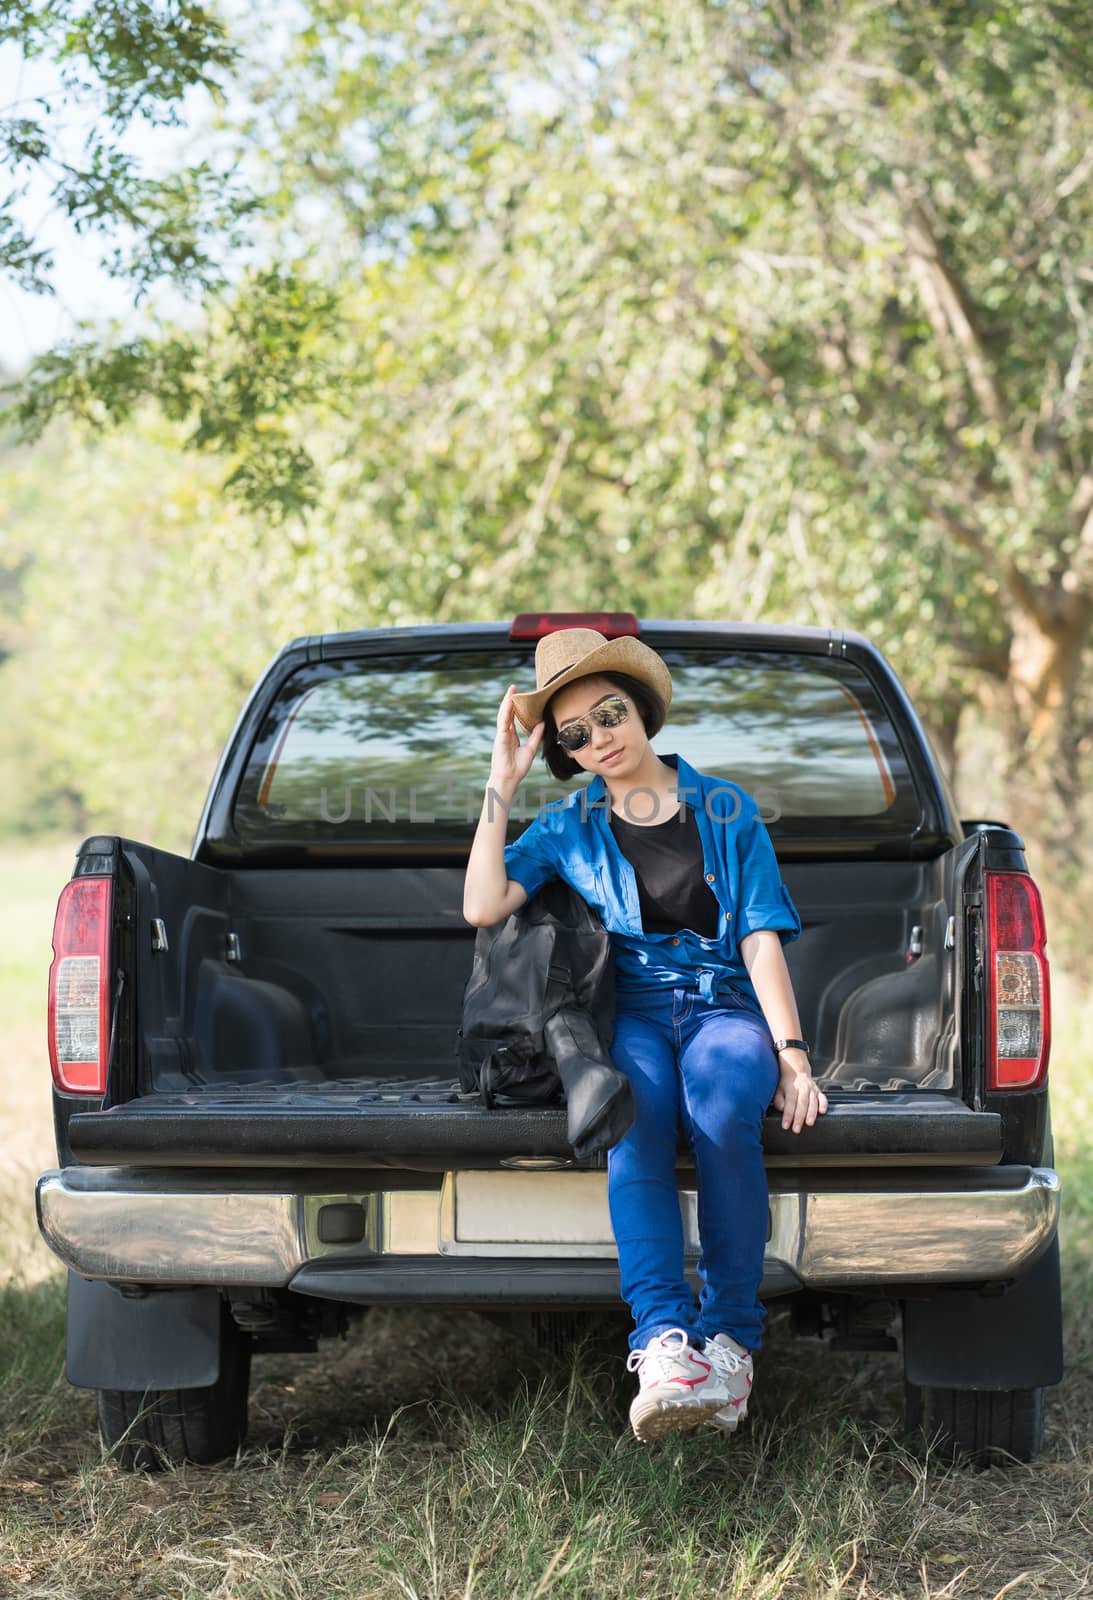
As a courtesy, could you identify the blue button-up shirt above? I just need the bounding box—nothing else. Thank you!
[502,751,801,1006]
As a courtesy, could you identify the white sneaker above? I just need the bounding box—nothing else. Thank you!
[625,1327,731,1443]
[701,1332,754,1434]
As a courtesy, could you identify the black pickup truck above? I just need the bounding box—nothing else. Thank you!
[37,614,1062,1468]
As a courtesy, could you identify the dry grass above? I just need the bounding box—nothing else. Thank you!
[1,1296,1090,1600]
[1,840,1090,1599]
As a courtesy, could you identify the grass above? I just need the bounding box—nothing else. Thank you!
[1,840,1090,1598]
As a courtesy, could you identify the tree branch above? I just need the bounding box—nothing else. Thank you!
[819,428,1055,634]
[1066,478,1093,603]
[893,177,1004,425]
[1049,259,1091,436]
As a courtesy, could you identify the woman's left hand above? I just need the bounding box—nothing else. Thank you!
[772,1050,829,1133]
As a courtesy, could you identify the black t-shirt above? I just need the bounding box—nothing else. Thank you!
[608,801,720,937]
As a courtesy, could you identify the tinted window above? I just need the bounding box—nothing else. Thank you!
[232,648,921,844]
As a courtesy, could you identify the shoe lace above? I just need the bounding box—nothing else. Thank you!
[705,1339,746,1379]
[625,1327,695,1378]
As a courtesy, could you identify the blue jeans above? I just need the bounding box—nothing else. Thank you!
[607,984,780,1353]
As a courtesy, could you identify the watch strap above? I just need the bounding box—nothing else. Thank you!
[773,1037,811,1054]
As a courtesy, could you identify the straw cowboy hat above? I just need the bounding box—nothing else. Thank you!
[512,628,673,734]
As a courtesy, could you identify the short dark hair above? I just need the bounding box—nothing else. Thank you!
[540,671,668,781]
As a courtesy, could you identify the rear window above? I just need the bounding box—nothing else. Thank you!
[231,648,922,846]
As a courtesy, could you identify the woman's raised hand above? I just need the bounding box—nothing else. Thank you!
[490,685,544,792]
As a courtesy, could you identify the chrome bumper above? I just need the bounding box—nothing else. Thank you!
[36,1166,1061,1293]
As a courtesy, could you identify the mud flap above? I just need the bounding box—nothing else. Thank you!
[902,1234,1063,1390]
[66,1272,223,1389]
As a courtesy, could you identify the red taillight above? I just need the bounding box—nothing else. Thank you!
[984,872,1051,1091]
[47,876,113,1094]
[510,612,640,639]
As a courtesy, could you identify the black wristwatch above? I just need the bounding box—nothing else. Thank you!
[773,1037,811,1055]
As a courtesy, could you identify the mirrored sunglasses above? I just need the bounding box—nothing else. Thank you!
[555,693,630,753]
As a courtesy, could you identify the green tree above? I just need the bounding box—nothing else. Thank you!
[211,2,1093,886]
[5,2,1091,959]
[0,414,367,849]
[1,1,248,302]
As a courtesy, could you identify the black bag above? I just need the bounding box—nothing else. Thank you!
[455,878,634,1159]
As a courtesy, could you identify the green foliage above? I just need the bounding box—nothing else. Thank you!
[0,1,249,298]
[1,1,1091,909]
[8,4,1090,668]
[9,269,344,519]
[0,417,362,850]
[184,0,1089,730]
[5,1,237,122]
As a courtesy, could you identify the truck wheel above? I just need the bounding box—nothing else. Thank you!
[903,1381,1045,1467]
[97,1306,251,1471]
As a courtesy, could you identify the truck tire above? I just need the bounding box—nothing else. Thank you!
[903,1380,1045,1467]
[96,1307,251,1471]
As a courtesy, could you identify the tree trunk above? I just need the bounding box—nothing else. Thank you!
[976,595,1092,976]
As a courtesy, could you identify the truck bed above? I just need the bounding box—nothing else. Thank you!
[64,1087,1003,1167]
[105,846,978,1100]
